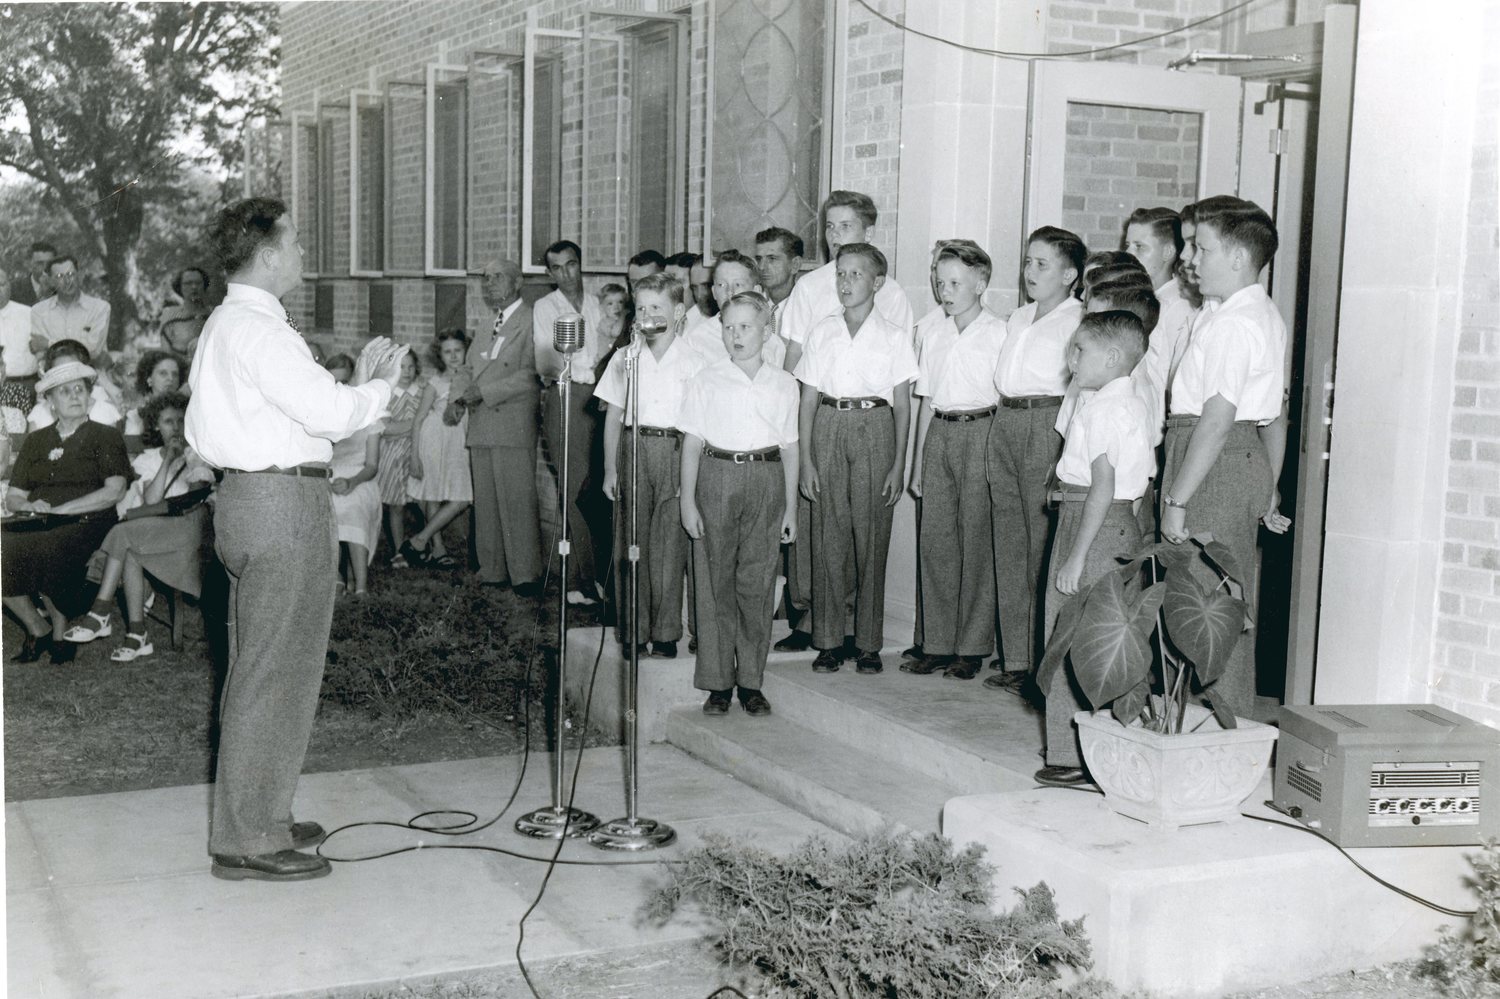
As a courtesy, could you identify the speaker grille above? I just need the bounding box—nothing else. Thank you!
[1287,767,1322,801]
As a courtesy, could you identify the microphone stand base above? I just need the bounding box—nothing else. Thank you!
[514,804,601,839]
[587,816,677,852]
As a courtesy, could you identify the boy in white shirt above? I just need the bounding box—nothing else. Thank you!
[794,243,918,675]
[596,273,707,658]
[1123,207,1197,401]
[904,241,1006,679]
[1036,310,1153,787]
[1160,196,1291,721]
[679,291,799,716]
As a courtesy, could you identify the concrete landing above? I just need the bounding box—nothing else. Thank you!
[7,745,838,999]
[945,779,1481,998]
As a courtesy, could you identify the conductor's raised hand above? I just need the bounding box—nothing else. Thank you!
[354,337,408,386]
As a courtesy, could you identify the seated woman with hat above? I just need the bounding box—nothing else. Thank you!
[61,389,214,661]
[3,360,131,663]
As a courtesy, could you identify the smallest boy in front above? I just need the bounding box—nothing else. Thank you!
[679,291,800,716]
[1037,310,1154,788]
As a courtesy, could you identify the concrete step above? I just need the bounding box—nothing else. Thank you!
[665,704,960,837]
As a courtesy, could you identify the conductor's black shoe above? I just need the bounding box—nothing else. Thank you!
[738,688,772,716]
[774,630,813,653]
[901,644,924,661]
[811,649,843,673]
[290,821,326,850]
[983,670,1028,692]
[1034,765,1090,788]
[652,640,678,658]
[49,641,77,665]
[13,632,52,663]
[854,650,883,675]
[943,656,983,680]
[899,653,951,675]
[702,690,733,715]
[211,850,332,882]
[513,580,542,599]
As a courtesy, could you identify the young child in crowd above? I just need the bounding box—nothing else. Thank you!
[598,283,629,349]
[904,240,1006,679]
[1160,196,1290,721]
[678,291,799,716]
[378,350,421,567]
[1037,310,1154,787]
[596,272,706,658]
[794,242,917,675]
[985,226,1087,692]
[404,329,473,568]
[325,354,383,597]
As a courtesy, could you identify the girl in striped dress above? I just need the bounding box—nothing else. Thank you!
[377,351,420,566]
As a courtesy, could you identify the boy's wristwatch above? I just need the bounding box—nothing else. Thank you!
[1163,493,1187,509]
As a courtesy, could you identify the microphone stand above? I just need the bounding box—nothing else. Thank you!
[516,344,600,839]
[590,324,675,851]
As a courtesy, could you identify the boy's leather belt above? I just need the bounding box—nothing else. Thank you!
[1000,395,1063,409]
[633,425,682,438]
[1164,414,1261,428]
[703,445,781,463]
[1049,484,1136,507]
[820,394,888,411]
[933,406,997,422]
[222,465,331,478]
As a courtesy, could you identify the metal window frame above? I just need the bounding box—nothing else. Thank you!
[522,11,581,276]
[383,79,427,277]
[314,97,350,277]
[467,49,525,270]
[288,111,321,280]
[425,61,469,277]
[349,88,384,278]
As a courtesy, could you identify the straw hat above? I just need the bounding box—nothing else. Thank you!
[36,361,97,395]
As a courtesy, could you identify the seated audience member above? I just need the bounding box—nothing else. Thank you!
[324,354,384,596]
[0,271,38,412]
[60,390,214,661]
[159,266,213,357]
[12,240,56,307]
[2,360,131,663]
[30,255,111,359]
[124,349,186,437]
[28,340,124,430]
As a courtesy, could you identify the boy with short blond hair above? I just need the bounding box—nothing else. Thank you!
[679,291,799,716]
[794,242,917,675]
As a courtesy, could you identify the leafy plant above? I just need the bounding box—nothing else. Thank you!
[1036,535,1249,734]
[645,832,1119,999]
[1421,839,1500,996]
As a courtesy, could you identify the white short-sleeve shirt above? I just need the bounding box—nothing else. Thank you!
[914,309,1006,411]
[1169,283,1286,423]
[682,314,787,369]
[532,288,603,384]
[994,296,1083,398]
[594,335,707,429]
[1056,375,1154,501]
[1146,278,1198,395]
[778,260,914,346]
[792,311,920,402]
[677,358,800,452]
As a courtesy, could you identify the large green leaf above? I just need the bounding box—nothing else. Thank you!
[1070,573,1152,708]
[1163,568,1247,684]
[1130,584,1166,629]
[1112,679,1151,725]
[1197,538,1242,588]
[1203,689,1239,729]
[1036,590,1087,693]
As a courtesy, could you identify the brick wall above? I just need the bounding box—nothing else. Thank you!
[839,0,905,266]
[1062,103,1200,254]
[1431,0,1500,726]
[1046,0,1225,67]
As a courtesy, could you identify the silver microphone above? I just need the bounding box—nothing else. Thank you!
[553,314,586,355]
[636,317,668,340]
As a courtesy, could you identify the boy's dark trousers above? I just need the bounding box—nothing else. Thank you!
[1041,491,1143,768]
[614,430,688,645]
[986,400,1064,673]
[809,405,895,654]
[1162,416,1270,721]
[919,413,996,656]
[692,451,785,692]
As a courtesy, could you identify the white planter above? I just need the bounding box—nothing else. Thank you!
[1074,704,1278,830]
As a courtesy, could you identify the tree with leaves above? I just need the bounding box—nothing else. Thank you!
[0,2,279,348]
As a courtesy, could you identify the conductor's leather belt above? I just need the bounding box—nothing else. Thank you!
[222,465,331,479]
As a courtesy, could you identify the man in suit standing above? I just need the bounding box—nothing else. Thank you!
[453,258,542,593]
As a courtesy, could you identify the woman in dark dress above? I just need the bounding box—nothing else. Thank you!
[3,361,130,663]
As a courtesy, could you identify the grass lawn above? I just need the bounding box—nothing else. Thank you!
[4,564,616,802]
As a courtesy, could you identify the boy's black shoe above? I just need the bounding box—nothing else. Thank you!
[738,688,772,716]
[901,644,924,661]
[1034,765,1091,788]
[513,580,542,599]
[899,653,951,675]
[688,636,697,653]
[811,648,844,673]
[943,656,983,680]
[854,650,883,675]
[983,670,1028,692]
[773,630,813,653]
[703,690,733,715]
[652,640,678,659]
[620,641,650,659]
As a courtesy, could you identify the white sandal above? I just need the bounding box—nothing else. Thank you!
[62,611,113,643]
[110,633,154,663]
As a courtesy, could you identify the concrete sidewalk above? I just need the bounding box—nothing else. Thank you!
[8,745,836,998]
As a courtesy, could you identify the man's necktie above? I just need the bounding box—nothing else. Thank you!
[285,310,302,334]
